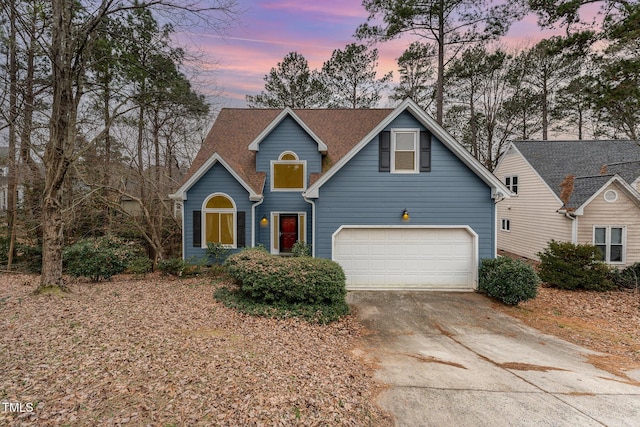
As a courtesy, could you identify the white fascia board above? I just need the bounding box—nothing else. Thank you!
[169,153,262,202]
[306,98,510,199]
[574,175,640,215]
[248,108,328,153]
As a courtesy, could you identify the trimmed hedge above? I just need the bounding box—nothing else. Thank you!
[478,257,539,305]
[224,248,347,305]
[218,248,349,323]
[537,240,615,291]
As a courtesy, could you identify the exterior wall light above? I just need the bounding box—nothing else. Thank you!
[402,209,410,221]
[260,215,269,227]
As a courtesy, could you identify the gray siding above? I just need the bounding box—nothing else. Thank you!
[184,162,252,260]
[315,113,495,260]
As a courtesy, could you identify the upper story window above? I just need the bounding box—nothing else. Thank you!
[272,151,306,191]
[505,175,518,194]
[380,129,430,173]
[203,193,236,247]
[391,130,419,173]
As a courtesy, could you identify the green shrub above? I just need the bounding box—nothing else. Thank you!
[126,256,153,277]
[16,243,42,273]
[292,241,311,257]
[63,236,139,281]
[478,257,539,305]
[214,286,349,324]
[224,248,346,305]
[206,242,231,265]
[537,240,615,291]
[157,258,186,276]
[613,263,640,290]
[0,235,10,263]
[218,248,349,323]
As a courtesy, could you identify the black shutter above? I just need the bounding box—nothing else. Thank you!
[379,131,391,172]
[236,211,246,248]
[193,210,202,247]
[420,131,431,172]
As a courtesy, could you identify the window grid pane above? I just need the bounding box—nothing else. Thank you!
[395,152,415,170]
[220,213,234,244]
[395,132,415,150]
[594,228,606,245]
[206,195,233,209]
[610,245,623,262]
[611,227,623,244]
[274,163,304,189]
[206,213,220,243]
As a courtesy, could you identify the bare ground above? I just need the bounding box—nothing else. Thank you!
[0,273,392,426]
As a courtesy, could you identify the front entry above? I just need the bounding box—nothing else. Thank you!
[279,214,298,253]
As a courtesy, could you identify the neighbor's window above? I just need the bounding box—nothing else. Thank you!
[272,151,306,191]
[391,130,419,173]
[501,218,511,231]
[203,193,236,246]
[594,226,625,263]
[505,176,518,194]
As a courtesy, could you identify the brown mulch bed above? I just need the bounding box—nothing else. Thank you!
[496,285,640,378]
[0,273,392,426]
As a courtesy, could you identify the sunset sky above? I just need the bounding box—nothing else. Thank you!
[177,0,570,108]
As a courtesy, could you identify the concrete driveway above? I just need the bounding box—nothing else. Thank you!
[348,291,640,427]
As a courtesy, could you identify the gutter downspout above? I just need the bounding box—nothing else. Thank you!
[493,191,506,258]
[303,195,316,258]
[251,197,265,247]
[563,211,578,244]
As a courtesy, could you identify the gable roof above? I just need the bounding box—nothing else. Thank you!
[511,140,640,210]
[305,99,510,198]
[172,108,393,199]
[172,100,510,200]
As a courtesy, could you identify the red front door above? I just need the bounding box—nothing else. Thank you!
[280,215,298,253]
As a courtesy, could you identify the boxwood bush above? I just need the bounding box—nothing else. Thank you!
[478,257,539,305]
[218,247,349,323]
[537,240,615,291]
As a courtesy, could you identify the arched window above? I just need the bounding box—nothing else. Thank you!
[202,193,236,246]
[271,151,306,191]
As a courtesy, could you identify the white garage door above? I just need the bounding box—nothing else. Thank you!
[333,226,477,290]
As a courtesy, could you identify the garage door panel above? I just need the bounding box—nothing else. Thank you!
[333,227,476,290]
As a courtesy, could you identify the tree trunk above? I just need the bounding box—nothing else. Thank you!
[39,0,77,290]
[542,72,548,140]
[7,0,18,269]
[435,0,445,124]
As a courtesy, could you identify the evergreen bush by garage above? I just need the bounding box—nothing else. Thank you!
[537,240,615,291]
[219,247,349,323]
[478,257,539,305]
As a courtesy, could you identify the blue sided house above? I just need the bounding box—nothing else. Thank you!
[170,99,510,290]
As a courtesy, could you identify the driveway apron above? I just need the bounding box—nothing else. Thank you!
[348,291,640,427]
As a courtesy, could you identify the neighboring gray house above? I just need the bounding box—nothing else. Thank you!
[495,140,640,267]
[171,99,510,290]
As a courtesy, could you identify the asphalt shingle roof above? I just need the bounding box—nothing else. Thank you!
[513,140,640,208]
[183,108,394,195]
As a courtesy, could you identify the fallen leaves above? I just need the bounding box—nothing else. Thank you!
[497,285,640,374]
[0,273,391,426]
